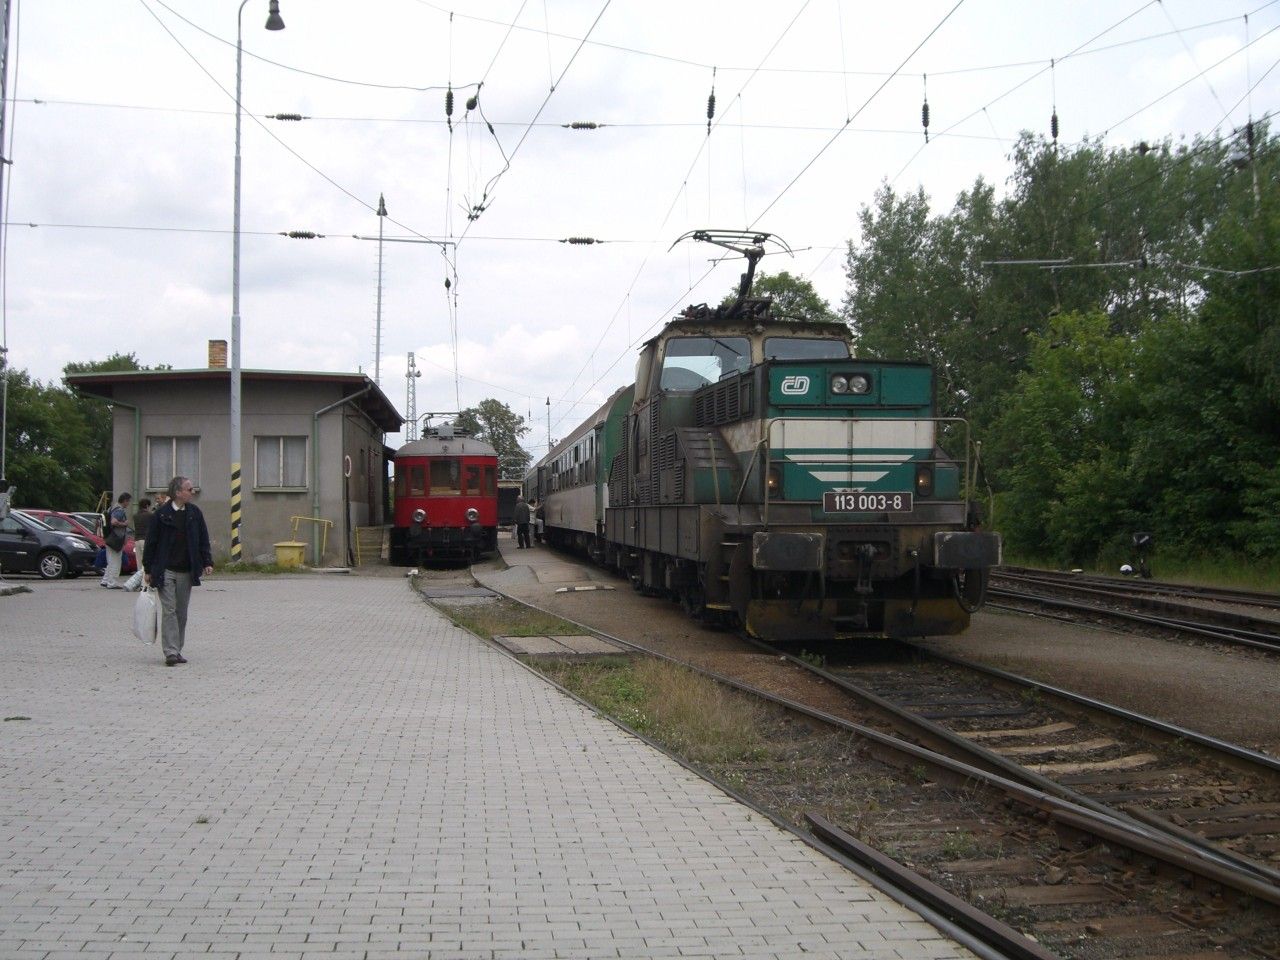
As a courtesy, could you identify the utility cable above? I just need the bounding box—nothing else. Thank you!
[552,1,813,412]
[454,0,612,246]
[750,0,965,227]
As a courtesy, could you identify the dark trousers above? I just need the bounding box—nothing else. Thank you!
[516,523,531,548]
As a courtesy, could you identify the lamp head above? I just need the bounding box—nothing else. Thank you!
[265,1,285,30]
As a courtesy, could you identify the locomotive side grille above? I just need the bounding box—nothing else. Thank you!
[673,462,685,501]
[693,374,749,427]
[609,437,630,506]
[648,401,662,504]
[657,432,678,469]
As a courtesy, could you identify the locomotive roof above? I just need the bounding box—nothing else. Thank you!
[396,434,497,457]
[641,303,850,349]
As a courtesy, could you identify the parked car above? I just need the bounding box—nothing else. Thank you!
[70,511,105,535]
[23,508,136,574]
[0,509,99,579]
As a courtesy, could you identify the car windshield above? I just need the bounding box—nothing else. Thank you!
[659,336,751,390]
[763,337,851,360]
[12,510,52,530]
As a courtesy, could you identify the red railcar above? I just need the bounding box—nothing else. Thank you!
[391,426,499,564]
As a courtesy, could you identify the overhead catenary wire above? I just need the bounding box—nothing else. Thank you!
[551,0,816,417]
[404,0,1276,81]
[18,1,1280,433]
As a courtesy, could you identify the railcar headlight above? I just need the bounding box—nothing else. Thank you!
[831,375,849,394]
[915,466,934,497]
[766,466,782,498]
[848,373,872,395]
[466,507,479,522]
[412,508,426,524]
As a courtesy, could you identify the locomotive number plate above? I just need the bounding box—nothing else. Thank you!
[823,491,914,513]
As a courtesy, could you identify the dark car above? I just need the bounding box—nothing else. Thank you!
[23,508,137,574]
[0,509,99,579]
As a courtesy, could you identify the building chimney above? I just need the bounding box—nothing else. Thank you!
[208,340,228,368]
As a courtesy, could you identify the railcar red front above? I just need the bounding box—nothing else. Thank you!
[391,425,498,564]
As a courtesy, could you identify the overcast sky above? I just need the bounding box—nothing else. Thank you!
[4,0,1278,457]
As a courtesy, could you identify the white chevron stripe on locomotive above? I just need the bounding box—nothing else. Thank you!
[768,417,935,451]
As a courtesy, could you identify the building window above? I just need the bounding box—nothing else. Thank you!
[147,437,200,490]
[255,436,307,489]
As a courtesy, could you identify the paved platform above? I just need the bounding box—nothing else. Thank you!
[1,573,977,959]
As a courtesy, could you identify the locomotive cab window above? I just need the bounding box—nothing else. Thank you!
[396,464,426,497]
[764,337,851,360]
[463,464,482,495]
[430,458,461,494]
[659,336,750,391]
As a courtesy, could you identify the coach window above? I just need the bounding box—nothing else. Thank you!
[407,465,426,497]
[430,458,461,494]
[483,466,497,495]
[463,464,481,495]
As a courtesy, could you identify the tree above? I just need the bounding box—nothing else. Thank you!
[2,367,100,509]
[453,398,531,479]
[63,353,148,498]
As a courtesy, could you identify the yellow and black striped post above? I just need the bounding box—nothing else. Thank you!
[230,461,242,562]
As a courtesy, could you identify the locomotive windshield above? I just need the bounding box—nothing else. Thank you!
[764,337,850,360]
[659,336,750,391]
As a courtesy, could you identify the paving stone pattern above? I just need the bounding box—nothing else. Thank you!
[0,576,976,959]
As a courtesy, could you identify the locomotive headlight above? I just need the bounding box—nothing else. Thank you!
[766,466,783,498]
[915,465,934,497]
[412,508,426,524]
[466,507,479,522]
[831,375,849,394]
[847,373,872,395]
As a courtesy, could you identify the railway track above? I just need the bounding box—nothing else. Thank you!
[990,570,1280,653]
[459,567,1280,960]
[998,567,1280,610]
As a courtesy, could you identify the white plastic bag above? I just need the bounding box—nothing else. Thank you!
[132,586,160,644]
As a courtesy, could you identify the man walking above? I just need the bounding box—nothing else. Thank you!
[144,477,213,667]
[513,495,531,549]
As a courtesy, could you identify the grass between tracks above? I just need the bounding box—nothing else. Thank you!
[431,591,1012,885]
[431,595,772,764]
[435,596,582,638]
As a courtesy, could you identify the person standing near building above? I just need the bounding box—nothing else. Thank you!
[144,477,213,667]
[513,494,531,549]
[100,492,132,589]
[123,498,154,591]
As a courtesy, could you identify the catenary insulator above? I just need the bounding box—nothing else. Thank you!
[565,121,599,129]
[922,100,930,142]
[1051,111,1059,141]
[466,95,478,111]
[562,237,599,244]
[444,276,452,290]
[445,87,454,117]
[269,113,304,121]
[283,231,320,239]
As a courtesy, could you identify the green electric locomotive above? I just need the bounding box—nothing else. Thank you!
[529,231,1001,640]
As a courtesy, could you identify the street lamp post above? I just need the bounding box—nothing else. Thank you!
[230,0,285,563]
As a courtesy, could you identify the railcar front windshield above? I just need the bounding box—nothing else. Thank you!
[764,337,851,360]
[659,336,751,391]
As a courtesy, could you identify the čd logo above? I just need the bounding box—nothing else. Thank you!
[780,375,811,395]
